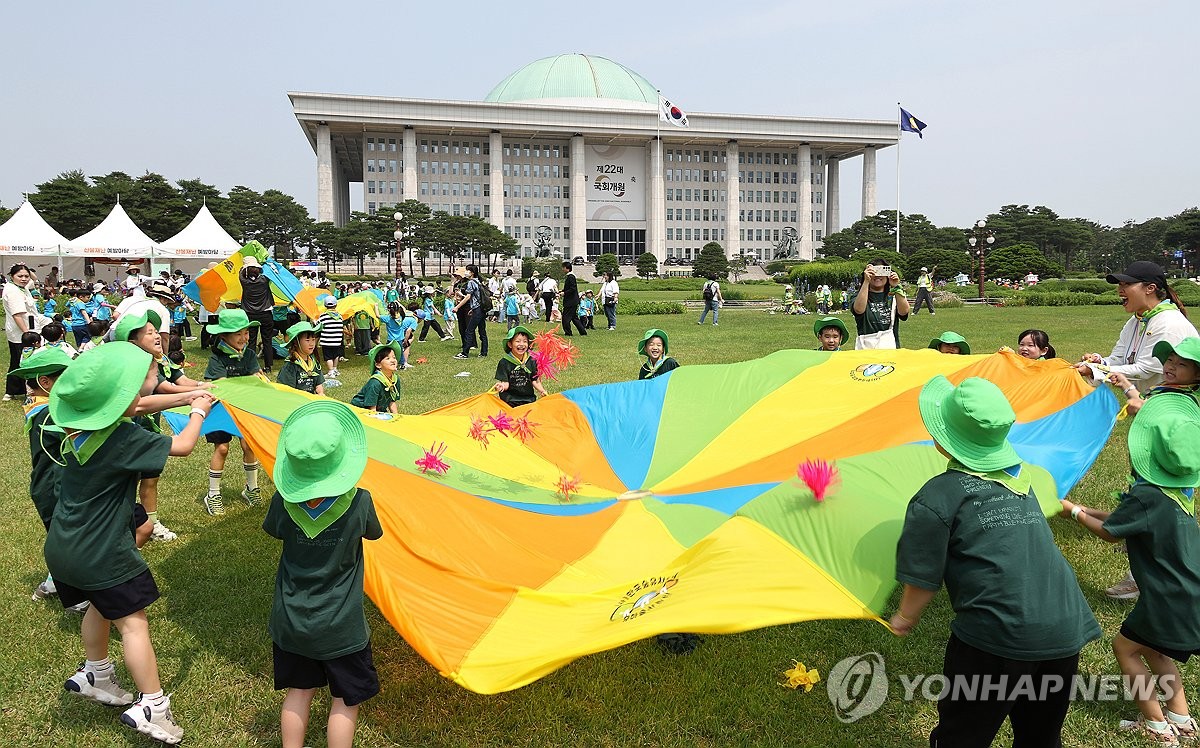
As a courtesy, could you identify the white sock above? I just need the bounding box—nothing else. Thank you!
[244,463,259,490]
[85,658,113,674]
[1168,710,1193,724]
[1147,718,1170,731]
[208,470,222,496]
[142,688,165,706]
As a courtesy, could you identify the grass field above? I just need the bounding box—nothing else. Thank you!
[1,302,1189,747]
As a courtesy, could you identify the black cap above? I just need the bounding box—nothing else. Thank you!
[1106,261,1167,289]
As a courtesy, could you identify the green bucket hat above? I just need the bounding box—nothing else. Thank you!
[11,346,73,380]
[367,341,403,369]
[273,401,368,503]
[504,325,534,352]
[1152,337,1200,367]
[49,342,153,431]
[928,331,971,355]
[205,308,260,335]
[114,308,163,342]
[813,316,849,344]
[918,375,1020,472]
[637,329,669,357]
[1128,393,1200,488]
[284,321,319,345]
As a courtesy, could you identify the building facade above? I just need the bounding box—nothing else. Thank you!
[290,54,897,263]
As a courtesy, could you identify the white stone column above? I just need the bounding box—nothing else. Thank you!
[489,131,504,230]
[648,137,665,262]
[331,157,344,227]
[316,123,333,224]
[826,155,840,235]
[861,146,877,219]
[725,140,740,259]
[402,127,417,201]
[570,135,586,260]
[797,143,812,261]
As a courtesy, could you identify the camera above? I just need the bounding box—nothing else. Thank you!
[873,265,892,277]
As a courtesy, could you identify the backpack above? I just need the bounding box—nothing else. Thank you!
[703,281,715,301]
[526,277,537,295]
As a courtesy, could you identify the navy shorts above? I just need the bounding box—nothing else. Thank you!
[205,430,234,445]
[1121,623,1200,663]
[56,568,159,620]
[133,503,148,534]
[321,344,344,362]
[273,642,379,706]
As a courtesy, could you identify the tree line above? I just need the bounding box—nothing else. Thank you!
[0,171,519,276]
[817,205,1200,279]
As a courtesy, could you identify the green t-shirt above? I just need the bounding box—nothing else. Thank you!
[204,345,262,381]
[1103,482,1200,651]
[277,357,325,394]
[896,468,1100,660]
[352,311,373,330]
[638,357,679,381]
[26,404,63,528]
[351,373,401,412]
[156,357,184,388]
[45,422,172,590]
[853,289,908,346]
[495,355,540,406]
[263,488,383,659]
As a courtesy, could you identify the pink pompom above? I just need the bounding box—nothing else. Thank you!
[797,459,839,503]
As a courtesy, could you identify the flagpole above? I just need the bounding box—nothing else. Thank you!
[895,102,902,256]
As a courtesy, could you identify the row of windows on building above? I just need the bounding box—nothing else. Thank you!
[366,181,400,195]
[665,169,823,185]
[502,143,566,159]
[366,159,400,173]
[665,149,827,166]
[420,140,488,155]
[366,202,491,219]
[366,137,398,152]
[664,188,823,204]
[663,208,823,224]
[420,162,488,177]
[502,163,567,178]
[507,226,572,240]
[418,183,490,197]
[504,205,565,219]
[501,184,571,199]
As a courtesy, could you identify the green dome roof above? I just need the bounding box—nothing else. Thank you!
[485,54,657,107]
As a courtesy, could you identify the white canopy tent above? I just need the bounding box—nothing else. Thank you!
[157,204,242,278]
[0,201,72,278]
[63,202,158,285]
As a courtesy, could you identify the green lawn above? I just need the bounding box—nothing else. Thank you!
[1,304,1185,747]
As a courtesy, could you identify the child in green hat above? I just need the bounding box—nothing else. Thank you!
[117,307,211,541]
[928,331,971,355]
[1109,337,1200,417]
[813,316,849,351]
[277,321,326,395]
[202,308,263,516]
[495,326,547,407]
[263,400,381,748]
[351,342,401,414]
[15,348,79,605]
[637,329,679,380]
[45,342,214,745]
[890,375,1100,746]
[1061,393,1200,742]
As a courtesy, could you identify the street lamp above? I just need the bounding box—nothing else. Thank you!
[393,211,404,279]
[967,219,995,300]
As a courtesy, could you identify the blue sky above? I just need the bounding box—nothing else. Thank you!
[2,0,1195,231]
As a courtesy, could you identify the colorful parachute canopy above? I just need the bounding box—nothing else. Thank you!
[211,348,1117,694]
[182,241,307,314]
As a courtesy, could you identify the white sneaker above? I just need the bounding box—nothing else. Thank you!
[1105,570,1139,600]
[185,336,197,341]
[67,601,91,613]
[32,579,57,600]
[65,665,135,706]
[150,520,177,542]
[121,694,184,745]
[203,492,225,516]
[403,363,415,369]
[440,335,453,341]
[2,394,11,401]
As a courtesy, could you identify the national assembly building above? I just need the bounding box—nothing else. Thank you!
[289,53,897,263]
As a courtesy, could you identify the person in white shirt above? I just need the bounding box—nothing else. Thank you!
[123,265,147,299]
[538,274,559,322]
[1075,261,1197,392]
[600,272,620,330]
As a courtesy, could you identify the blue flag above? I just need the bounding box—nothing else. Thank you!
[900,107,927,138]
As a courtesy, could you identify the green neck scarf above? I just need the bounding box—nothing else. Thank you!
[372,371,399,400]
[63,418,129,466]
[1138,299,1179,325]
[23,396,49,435]
[947,458,1032,497]
[217,340,244,359]
[284,489,357,539]
[502,352,532,373]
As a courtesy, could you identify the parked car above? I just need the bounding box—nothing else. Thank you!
[618,256,633,266]
[572,256,585,265]
[664,257,677,265]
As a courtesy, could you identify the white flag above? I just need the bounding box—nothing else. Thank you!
[658,94,690,128]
